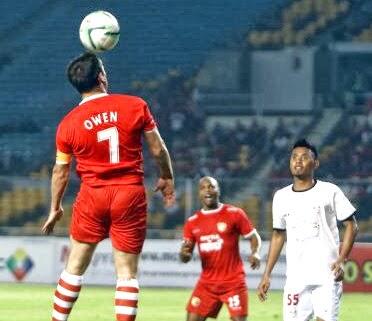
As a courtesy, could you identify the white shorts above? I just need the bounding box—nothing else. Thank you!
[283,282,342,321]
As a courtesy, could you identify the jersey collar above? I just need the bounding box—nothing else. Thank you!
[200,203,224,215]
[291,179,318,192]
[79,93,108,105]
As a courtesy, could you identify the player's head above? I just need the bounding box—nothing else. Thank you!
[290,139,319,179]
[198,176,220,210]
[67,52,108,94]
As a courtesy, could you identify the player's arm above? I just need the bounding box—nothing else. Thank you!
[245,229,262,270]
[144,128,175,207]
[331,214,358,281]
[41,151,72,235]
[257,229,286,301]
[179,239,195,263]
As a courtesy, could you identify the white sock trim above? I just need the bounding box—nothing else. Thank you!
[115,306,137,315]
[115,292,138,300]
[54,296,74,308]
[116,278,139,289]
[52,309,69,321]
[61,270,83,286]
[57,284,79,298]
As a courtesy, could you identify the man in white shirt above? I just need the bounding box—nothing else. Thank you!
[257,139,358,321]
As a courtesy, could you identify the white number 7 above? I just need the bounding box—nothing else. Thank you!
[97,127,119,164]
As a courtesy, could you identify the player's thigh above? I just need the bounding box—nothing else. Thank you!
[186,282,222,319]
[65,237,98,275]
[311,282,342,321]
[110,184,147,254]
[71,184,110,243]
[112,247,140,279]
[220,285,248,318]
[283,284,313,321]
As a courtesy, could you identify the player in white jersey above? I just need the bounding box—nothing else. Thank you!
[257,139,358,321]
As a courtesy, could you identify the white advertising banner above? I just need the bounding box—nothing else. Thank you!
[56,238,117,285]
[0,237,286,289]
[0,236,58,283]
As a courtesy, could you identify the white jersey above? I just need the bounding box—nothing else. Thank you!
[272,180,356,286]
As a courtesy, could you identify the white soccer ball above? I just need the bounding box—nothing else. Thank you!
[79,11,120,52]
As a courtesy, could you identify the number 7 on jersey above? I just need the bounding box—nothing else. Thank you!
[97,127,120,164]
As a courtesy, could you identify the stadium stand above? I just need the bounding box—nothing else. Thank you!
[0,0,371,238]
[0,0,281,175]
[0,1,281,232]
[248,0,351,48]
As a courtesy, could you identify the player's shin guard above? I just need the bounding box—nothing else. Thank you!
[52,270,83,321]
[115,278,139,321]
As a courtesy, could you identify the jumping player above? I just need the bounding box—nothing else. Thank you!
[41,52,175,321]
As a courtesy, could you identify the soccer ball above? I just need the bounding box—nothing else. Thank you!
[79,11,120,52]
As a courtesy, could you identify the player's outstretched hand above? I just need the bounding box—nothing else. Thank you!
[331,260,345,282]
[257,275,270,302]
[154,177,176,207]
[41,207,64,235]
[248,253,261,270]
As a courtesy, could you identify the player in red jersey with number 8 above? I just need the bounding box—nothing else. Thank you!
[180,176,262,321]
[41,52,175,321]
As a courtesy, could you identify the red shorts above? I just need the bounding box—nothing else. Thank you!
[70,183,147,254]
[186,279,248,318]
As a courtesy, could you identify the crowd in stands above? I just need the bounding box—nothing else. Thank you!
[269,104,372,223]
[2,0,372,234]
[136,71,271,182]
[248,0,350,48]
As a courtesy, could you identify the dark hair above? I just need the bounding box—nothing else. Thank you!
[67,52,103,93]
[292,139,318,159]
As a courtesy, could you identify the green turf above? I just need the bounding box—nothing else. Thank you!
[0,283,371,321]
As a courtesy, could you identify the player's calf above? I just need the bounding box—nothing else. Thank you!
[52,270,83,321]
[115,278,139,321]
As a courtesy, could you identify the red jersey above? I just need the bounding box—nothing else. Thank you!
[56,93,156,186]
[183,203,255,283]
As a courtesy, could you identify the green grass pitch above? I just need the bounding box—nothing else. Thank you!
[0,283,371,321]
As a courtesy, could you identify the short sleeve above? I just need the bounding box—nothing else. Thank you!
[143,103,157,132]
[56,122,73,154]
[333,185,356,221]
[236,208,255,237]
[272,191,286,230]
[183,219,195,242]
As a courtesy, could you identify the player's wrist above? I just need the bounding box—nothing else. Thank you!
[336,257,346,266]
[251,252,260,260]
[160,174,174,180]
[179,252,192,263]
[262,271,271,279]
[50,205,62,212]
